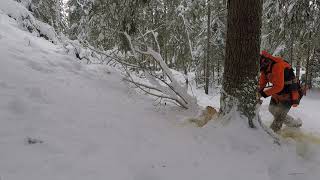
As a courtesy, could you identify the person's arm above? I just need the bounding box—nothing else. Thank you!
[263,64,284,97]
[258,72,268,98]
[259,72,267,90]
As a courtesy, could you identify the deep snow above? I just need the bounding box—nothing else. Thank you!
[1,1,320,180]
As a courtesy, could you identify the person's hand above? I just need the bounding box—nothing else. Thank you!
[259,89,268,98]
[256,92,261,99]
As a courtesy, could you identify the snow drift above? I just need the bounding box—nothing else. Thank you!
[1,1,320,180]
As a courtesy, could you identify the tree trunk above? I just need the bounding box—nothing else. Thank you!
[217,57,221,84]
[305,32,312,89]
[220,0,263,127]
[283,2,287,60]
[289,32,294,65]
[308,48,315,89]
[164,3,168,65]
[296,58,301,79]
[205,0,211,94]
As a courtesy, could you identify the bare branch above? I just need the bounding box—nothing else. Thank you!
[151,31,161,54]
[124,76,187,109]
[123,78,163,93]
[122,32,139,59]
[83,42,141,69]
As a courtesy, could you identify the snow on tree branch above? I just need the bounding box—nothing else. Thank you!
[121,31,198,110]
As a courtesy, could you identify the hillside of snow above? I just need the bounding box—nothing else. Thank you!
[1,1,320,180]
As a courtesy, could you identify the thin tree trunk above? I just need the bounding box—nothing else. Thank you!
[220,0,263,127]
[305,32,312,89]
[217,57,220,84]
[309,48,316,89]
[289,32,294,65]
[205,0,211,94]
[164,3,168,65]
[296,58,301,78]
[283,2,287,59]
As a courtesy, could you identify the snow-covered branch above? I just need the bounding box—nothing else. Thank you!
[120,32,198,110]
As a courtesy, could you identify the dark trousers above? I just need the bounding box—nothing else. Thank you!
[268,98,292,132]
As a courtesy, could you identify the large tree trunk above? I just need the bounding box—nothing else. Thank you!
[220,0,263,127]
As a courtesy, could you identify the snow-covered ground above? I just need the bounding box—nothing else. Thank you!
[260,91,320,134]
[1,2,320,180]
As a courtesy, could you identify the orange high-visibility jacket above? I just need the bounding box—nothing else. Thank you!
[259,51,291,97]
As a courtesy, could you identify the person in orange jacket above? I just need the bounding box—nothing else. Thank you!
[259,51,302,132]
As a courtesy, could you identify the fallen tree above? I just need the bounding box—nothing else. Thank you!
[83,30,198,110]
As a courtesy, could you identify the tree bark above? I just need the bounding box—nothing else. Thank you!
[220,0,263,127]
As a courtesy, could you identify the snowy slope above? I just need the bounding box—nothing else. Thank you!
[260,92,320,134]
[1,2,320,180]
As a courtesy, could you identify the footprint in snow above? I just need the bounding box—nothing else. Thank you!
[0,81,15,89]
[27,60,54,74]
[7,98,28,115]
[25,87,50,104]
